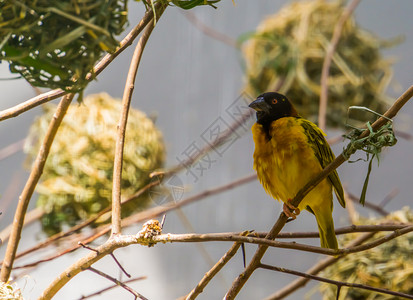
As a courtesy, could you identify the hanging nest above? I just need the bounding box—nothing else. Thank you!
[0,281,23,300]
[25,93,165,235]
[319,207,413,299]
[242,0,400,128]
[0,0,128,95]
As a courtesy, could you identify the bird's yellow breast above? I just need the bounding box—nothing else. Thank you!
[252,117,331,210]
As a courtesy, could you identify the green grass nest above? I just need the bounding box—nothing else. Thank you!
[242,0,399,128]
[319,207,413,299]
[0,0,128,94]
[25,93,165,235]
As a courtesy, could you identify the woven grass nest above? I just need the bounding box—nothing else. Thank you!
[0,0,128,94]
[25,93,165,235]
[242,0,399,128]
[319,207,413,299]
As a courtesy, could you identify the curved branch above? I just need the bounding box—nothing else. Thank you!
[11,174,256,270]
[146,225,413,256]
[259,263,413,300]
[37,224,413,299]
[265,232,376,300]
[112,4,166,236]
[318,0,361,130]
[39,235,139,299]
[0,93,75,282]
[185,242,242,300]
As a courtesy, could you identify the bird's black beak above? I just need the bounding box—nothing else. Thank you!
[249,97,270,114]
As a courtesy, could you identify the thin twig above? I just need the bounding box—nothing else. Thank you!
[39,235,139,299]
[318,0,361,130]
[0,138,25,161]
[78,276,147,300]
[259,263,413,300]
[38,224,413,299]
[79,241,130,277]
[175,207,221,281]
[143,226,413,256]
[0,93,74,282]
[78,242,99,253]
[225,85,413,299]
[11,174,257,270]
[160,111,253,178]
[112,5,166,236]
[185,242,242,300]
[379,187,399,208]
[347,191,390,216]
[87,267,148,300]
[110,253,131,278]
[0,4,162,122]
[182,11,237,47]
[10,180,160,262]
[10,223,410,271]
[344,187,358,223]
[264,232,376,300]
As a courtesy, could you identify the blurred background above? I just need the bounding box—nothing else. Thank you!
[1,0,413,299]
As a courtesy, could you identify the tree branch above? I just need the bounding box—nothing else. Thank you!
[7,174,256,270]
[78,276,147,300]
[39,235,138,299]
[9,180,160,262]
[112,4,166,236]
[0,93,74,283]
[318,0,361,130]
[185,242,242,300]
[259,263,413,300]
[38,222,413,299]
[86,267,148,300]
[264,232,376,299]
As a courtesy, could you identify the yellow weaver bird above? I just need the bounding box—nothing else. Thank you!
[249,92,345,249]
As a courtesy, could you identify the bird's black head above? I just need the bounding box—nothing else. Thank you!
[249,92,298,127]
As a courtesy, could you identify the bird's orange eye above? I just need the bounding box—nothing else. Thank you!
[272,99,278,104]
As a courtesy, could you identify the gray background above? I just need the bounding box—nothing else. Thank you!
[1,0,413,299]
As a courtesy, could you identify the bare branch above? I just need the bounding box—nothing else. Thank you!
[264,232,377,299]
[8,180,161,262]
[347,191,390,216]
[13,223,412,270]
[259,263,413,300]
[318,0,361,130]
[0,93,74,282]
[0,207,43,244]
[182,11,237,48]
[0,138,25,161]
[87,267,148,300]
[37,223,413,299]
[144,225,413,257]
[78,276,147,300]
[10,174,256,270]
[160,111,253,178]
[185,242,242,300]
[112,4,167,236]
[39,235,138,299]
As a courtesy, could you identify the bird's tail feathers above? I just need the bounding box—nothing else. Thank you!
[314,207,338,250]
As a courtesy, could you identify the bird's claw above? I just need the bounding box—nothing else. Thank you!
[283,199,300,219]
